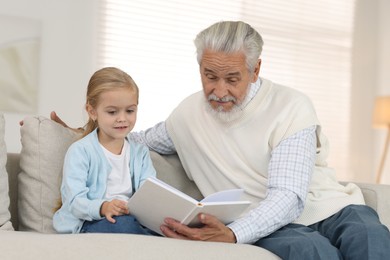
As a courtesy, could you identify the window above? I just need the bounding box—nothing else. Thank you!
[97,0,355,180]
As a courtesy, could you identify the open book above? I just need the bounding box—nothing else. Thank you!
[127,177,251,236]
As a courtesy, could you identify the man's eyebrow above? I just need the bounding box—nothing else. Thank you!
[204,68,215,73]
[226,72,241,76]
[204,68,241,76]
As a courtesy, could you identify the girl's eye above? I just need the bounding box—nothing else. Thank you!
[107,111,116,115]
[127,110,134,113]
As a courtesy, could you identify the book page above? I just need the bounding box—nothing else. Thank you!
[147,177,198,203]
[200,189,244,203]
[182,201,251,227]
[128,177,197,235]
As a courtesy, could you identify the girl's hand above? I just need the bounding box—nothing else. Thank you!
[100,199,130,223]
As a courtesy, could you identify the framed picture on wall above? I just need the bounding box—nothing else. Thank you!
[0,15,40,113]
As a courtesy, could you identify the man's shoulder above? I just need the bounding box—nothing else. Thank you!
[263,78,312,104]
[183,91,203,102]
[173,91,203,111]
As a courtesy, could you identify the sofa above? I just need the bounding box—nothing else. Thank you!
[1,115,390,259]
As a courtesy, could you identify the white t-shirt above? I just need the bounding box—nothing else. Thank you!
[101,140,133,201]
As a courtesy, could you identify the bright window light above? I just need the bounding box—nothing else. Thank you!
[97,0,355,180]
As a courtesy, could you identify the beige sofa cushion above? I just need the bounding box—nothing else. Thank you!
[0,114,13,230]
[0,231,279,259]
[18,116,79,233]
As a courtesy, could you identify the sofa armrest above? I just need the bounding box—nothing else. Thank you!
[354,182,390,229]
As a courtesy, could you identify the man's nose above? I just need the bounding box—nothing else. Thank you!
[213,80,229,98]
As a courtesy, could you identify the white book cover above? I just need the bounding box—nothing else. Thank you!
[127,177,251,236]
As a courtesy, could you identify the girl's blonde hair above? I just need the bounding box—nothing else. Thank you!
[83,67,139,137]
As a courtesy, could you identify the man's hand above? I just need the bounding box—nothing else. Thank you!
[50,111,84,133]
[160,213,236,243]
[50,111,70,128]
[100,199,130,223]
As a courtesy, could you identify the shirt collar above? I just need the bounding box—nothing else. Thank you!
[241,77,262,108]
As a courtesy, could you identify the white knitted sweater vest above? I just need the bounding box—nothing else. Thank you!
[166,78,364,225]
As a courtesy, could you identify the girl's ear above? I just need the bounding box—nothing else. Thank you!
[86,104,97,121]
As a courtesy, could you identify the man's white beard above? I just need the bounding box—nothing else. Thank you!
[205,82,253,123]
[205,95,245,123]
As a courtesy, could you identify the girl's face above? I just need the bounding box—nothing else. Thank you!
[88,87,137,149]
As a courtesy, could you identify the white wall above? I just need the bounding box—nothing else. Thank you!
[350,0,379,183]
[350,0,390,184]
[1,0,390,183]
[1,0,97,153]
[372,0,390,184]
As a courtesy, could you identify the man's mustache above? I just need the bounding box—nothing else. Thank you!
[208,94,237,103]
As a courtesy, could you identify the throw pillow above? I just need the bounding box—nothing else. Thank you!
[0,113,13,231]
[18,116,79,233]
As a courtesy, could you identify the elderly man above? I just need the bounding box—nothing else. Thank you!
[52,21,390,259]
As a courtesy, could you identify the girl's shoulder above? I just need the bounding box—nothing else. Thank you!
[66,130,99,156]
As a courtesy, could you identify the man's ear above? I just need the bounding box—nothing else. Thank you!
[86,104,97,121]
[252,59,261,82]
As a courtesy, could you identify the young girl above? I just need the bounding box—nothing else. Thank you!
[53,67,156,235]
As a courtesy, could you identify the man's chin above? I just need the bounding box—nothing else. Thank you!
[206,102,243,123]
[209,101,233,111]
[212,105,230,113]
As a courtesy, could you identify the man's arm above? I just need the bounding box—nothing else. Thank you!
[161,125,317,244]
[228,125,317,243]
[128,121,176,155]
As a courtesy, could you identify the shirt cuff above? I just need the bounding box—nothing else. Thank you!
[228,219,257,244]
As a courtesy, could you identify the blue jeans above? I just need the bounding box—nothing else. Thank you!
[254,205,390,259]
[80,215,159,236]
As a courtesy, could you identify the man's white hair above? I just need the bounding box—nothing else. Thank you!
[194,21,263,72]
